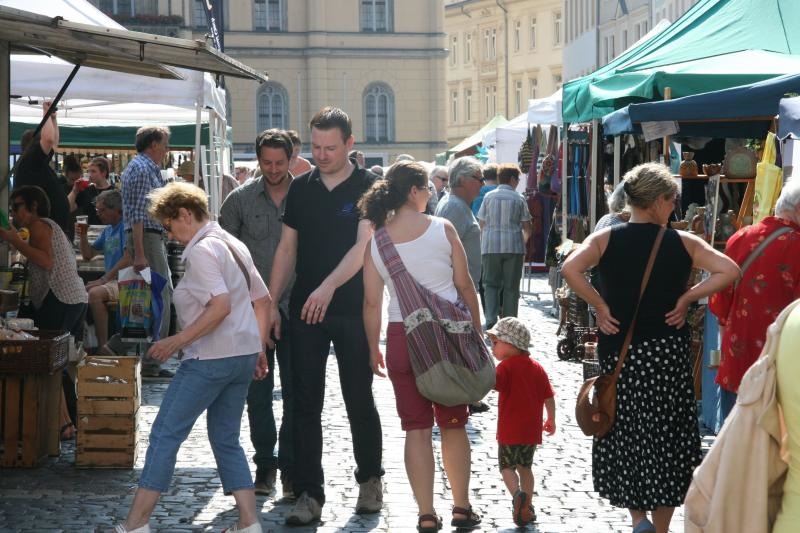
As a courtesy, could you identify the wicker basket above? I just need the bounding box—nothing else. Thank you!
[0,331,70,375]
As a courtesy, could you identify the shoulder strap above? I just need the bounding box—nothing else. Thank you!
[611,227,666,382]
[195,233,251,291]
[735,226,792,289]
[374,227,407,278]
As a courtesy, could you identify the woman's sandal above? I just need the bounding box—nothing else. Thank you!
[417,513,443,532]
[451,506,481,530]
[60,422,76,441]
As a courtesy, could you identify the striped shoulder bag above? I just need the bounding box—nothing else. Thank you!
[375,227,495,407]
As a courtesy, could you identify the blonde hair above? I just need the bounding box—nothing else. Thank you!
[147,181,209,223]
[622,163,678,209]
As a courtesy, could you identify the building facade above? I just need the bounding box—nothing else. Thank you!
[90,0,447,163]
[563,0,699,82]
[444,0,564,149]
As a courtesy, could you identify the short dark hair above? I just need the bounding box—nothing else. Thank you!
[11,186,50,217]
[309,106,352,141]
[482,163,499,182]
[135,126,170,153]
[497,164,521,185]
[90,156,110,177]
[255,129,293,161]
[285,130,302,148]
[62,154,82,175]
[349,150,364,159]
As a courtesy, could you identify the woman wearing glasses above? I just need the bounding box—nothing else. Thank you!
[0,185,88,439]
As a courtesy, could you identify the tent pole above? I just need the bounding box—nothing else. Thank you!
[613,135,621,185]
[194,104,202,186]
[561,125,568,241]
[663,86,672,164]
[1,40,9,267]
[590,118,599,232]
[209,108,218,219]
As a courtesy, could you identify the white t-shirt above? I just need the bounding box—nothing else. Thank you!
[174,222,269,360]
[371,216,459,322]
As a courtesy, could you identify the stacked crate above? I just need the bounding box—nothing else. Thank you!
[75,355,140,468]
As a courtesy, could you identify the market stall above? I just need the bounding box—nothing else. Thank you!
[0,3,266,468]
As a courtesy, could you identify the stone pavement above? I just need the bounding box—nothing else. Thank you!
[0,274,712,532]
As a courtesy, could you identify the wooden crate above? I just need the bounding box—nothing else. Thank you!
[76,356,140,416]
[75,413,138,468]
[0,372,61,467]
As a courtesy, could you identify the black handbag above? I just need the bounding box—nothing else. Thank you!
[11,262,35,319]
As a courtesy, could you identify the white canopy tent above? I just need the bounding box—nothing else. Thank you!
[4,0,240,215]
[487,89,563,164]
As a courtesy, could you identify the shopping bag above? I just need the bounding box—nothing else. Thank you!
[753,132,783,223]
[118,267,153,339]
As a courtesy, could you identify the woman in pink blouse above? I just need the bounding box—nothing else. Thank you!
[115,183,271,533]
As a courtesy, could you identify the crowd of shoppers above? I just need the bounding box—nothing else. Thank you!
[10,99,800,533]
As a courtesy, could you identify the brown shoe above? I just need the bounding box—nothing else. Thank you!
[254,468,276,495]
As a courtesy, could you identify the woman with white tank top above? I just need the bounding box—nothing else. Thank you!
[360,161,483,532]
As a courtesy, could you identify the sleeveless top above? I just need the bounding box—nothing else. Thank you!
[371,216,459,322]
[29,218,88,308]
[596,223,691,362]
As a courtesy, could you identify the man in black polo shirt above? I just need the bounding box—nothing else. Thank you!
[13,101,72,240]
[268,107,383,526]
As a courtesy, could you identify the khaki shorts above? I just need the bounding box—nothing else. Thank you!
[94,279,119,301]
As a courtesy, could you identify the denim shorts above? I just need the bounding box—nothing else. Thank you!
[138,354,257,493]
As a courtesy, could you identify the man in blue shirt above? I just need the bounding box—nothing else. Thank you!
[77,189,131,349]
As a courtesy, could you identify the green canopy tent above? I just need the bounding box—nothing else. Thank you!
[9,120,223,151]
[447,114,509,158]
[562,0,800,124]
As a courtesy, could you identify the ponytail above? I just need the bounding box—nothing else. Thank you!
[358,160,429,227]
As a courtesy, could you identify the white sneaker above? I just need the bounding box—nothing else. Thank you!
[114,524,150,533]
[355,476,383,514]
[285,492,322,526]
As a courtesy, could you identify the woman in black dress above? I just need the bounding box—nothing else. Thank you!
[562,163,739,533]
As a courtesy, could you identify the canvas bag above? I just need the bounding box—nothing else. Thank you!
[374,227,495,407]
[575,227,664,438]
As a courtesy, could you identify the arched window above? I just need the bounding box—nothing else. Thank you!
[363,83,394,143]
[257,83,288,132]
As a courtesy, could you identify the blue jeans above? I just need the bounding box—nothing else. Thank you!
[716,388,737,433]
[139,354,257,493]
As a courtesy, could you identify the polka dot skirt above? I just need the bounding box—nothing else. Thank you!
[592,333,703,510]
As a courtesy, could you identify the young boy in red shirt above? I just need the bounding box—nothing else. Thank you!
[487,317,556,527]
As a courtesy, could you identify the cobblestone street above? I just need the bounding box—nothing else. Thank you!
[0,274,710,532]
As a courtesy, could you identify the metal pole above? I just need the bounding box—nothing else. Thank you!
[613,135,621,185]
[561,126,568,241]
[1,40,10,267]
[194,103,202,185]
[590,118,599,232]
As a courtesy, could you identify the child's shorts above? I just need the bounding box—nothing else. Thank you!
[498,443,537,470]
[386,323,469,431]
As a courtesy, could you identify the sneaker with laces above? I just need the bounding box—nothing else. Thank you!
[355,476,383,514]
[254,467,276,495]
[284,492,322,526]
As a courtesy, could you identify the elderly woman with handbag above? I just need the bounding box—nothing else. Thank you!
[361,161,486,532]
[115,182,271,533]
[561,163,739,533]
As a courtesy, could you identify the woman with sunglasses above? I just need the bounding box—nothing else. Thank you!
[1,185,88,439]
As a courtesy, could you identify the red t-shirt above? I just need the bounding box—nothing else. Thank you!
[494,355,555,445]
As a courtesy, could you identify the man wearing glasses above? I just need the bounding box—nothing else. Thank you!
[435,156,484,294]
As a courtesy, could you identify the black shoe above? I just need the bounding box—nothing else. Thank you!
[254,467,277,495]
[468,401,490,414]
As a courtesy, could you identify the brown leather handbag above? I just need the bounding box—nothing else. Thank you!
[575,227,665,439]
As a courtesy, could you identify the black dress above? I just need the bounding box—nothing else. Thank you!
[593,223,703,510]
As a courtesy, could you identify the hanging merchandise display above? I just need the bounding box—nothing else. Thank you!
[753,132,783,223]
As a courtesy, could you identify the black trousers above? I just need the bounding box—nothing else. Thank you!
[290,313,383,505]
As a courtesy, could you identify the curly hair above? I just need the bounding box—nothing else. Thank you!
[147,182,209,223]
